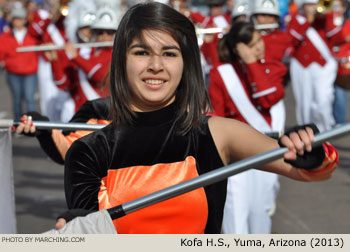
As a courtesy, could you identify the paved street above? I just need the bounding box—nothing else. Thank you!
[0,68,349,234]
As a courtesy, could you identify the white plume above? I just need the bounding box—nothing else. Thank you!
[64,0,96,42]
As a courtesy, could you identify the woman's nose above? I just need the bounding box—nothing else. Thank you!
[148,55,163,73]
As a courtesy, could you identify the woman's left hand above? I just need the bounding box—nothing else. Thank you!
[279,126,315,161]
[236,42,257,64]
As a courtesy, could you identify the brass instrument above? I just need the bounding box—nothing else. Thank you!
[60,0,71,16]
[317,0,333,13]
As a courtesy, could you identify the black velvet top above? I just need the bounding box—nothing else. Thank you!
[64,102,227,233]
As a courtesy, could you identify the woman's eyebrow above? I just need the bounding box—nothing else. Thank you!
[162,45,181,51]
[129,44,181,51]
[129,44,151,50]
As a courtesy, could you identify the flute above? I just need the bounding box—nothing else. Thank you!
[16,41,114,53]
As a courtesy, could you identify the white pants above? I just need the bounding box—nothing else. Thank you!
[290,58,336,132]
[222,169,279,234]
[37,57,74,122]
[270,99,286,132]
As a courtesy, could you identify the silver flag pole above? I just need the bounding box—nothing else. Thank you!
[0,120,107,131]
[16,41,114,53]
[1,119,281,137]
[108,122,350,219]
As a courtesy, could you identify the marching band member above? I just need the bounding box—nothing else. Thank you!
[209,22,285,233]
[252,0,292,133]
[47,7,117,113]
[252,0,293,62]
[200,0,232,68]
[287,0,344,132]
[27,0,72,122]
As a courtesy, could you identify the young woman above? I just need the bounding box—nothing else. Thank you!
[57,2,338,234]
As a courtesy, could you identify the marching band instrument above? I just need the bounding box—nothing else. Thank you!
[196,27,226,46]
[17,27,226,52]
[16,41,114,52]
[317,0,333,13]
[60,0,71,16]
[254,23,279,30]
[195,27,225,35]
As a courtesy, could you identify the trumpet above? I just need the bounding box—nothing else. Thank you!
[317,0,333,13]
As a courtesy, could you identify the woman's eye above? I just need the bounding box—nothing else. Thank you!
[163,51,177,57]
[134,50,149,56]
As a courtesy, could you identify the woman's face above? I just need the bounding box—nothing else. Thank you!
[248,31,265,60]
[126,29,184,112]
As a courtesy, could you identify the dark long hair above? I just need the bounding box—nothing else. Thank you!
[109,2,211,135]
[218,22,255,63]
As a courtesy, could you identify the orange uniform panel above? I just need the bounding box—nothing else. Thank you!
[98,156,208,234]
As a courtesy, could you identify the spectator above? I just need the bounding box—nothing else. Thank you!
[0,3,39,121]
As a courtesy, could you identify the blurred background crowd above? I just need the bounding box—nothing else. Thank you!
[1,0,350,132]
[0,0,350,234]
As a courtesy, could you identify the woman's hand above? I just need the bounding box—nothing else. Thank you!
[14,115,36,135]
[236,42,257,64]
[55,218,67,230]
[279,126,315,161]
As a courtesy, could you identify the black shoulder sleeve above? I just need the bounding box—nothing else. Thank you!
[64,138,108,210]
[36,130,65,165]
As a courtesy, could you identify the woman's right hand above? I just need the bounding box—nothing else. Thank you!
[14,115,36,135]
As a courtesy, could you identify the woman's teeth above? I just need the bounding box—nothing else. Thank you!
[145,80,165,85]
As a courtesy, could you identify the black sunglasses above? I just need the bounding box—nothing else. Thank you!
[95,29,116,35]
